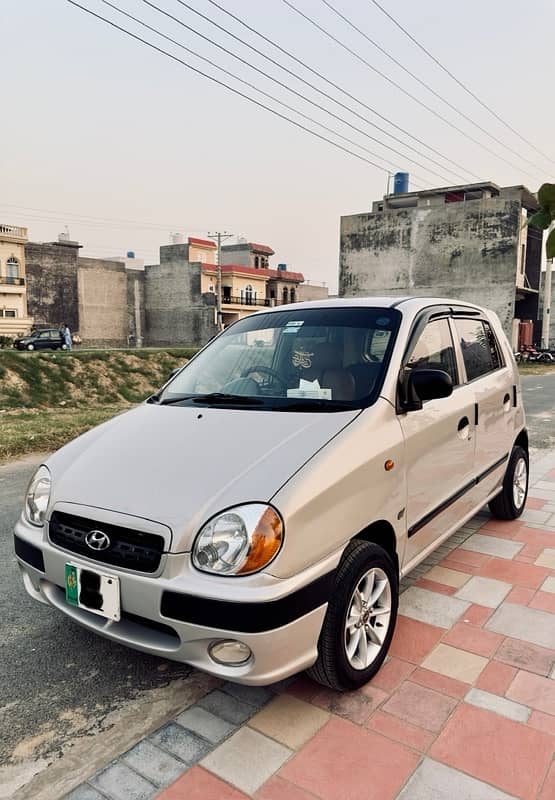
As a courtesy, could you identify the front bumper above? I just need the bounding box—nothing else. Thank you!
[14,514,338,686]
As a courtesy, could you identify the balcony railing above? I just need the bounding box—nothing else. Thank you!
[0,276,25,286]
[222,295,270,307]
[0,224,28,239]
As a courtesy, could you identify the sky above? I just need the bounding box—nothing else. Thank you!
[3,0,555,291]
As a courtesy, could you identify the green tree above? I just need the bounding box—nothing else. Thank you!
[528,184,555,258]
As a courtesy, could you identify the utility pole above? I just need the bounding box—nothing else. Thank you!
[207,231,234,331]
[541,254,552,350]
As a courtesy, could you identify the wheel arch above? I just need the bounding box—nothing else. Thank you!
[514,428,528,454]
[349,520,399,576]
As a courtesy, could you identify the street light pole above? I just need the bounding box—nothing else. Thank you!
[208,231,234,331]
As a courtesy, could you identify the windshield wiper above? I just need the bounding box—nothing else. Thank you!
[156,393,264,406]
[191,393,264,405]
[272,399,353,412]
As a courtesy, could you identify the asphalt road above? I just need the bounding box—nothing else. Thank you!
[1,372,554,797]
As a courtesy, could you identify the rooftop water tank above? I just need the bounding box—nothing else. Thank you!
[277,263,287,271]
[393,172,409,194]
[127,251,135,259]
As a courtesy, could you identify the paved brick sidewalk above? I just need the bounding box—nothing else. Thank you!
[67,451,555,800]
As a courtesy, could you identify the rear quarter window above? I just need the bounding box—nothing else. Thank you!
[454,318,504,381]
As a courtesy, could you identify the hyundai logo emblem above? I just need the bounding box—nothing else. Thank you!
[85,529,111,551]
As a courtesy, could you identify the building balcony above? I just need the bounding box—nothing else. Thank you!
[0,276,25,286]
[222,295,270,308]
[0,223,28,243]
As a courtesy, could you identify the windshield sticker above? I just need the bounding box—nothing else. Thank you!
[283,320,304,333]
[292,349,314,368]
[287,379,332,400]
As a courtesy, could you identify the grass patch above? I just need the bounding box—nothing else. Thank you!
[517,362,555,376]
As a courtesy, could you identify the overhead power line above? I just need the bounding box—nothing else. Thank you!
[368,0,555,169]
[137,0,445,183]
[204,0,477,182]
[174,0,477,182]
[98,0,429,183]
[65,1,416,181]
[281,0,539,180]
[319,0,545,176]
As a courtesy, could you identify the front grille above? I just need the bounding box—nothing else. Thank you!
[49,511,165,573]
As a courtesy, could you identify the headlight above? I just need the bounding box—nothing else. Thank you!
[24,465,51,527]
[192,504,283,576]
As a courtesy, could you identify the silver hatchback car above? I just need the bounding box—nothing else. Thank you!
[14,297,528,690]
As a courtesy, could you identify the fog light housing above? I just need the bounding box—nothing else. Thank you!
[208,639,252,666]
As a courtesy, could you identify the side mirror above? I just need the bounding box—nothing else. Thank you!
[402,368,453,411]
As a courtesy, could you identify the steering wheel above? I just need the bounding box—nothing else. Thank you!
[241,365,288,391]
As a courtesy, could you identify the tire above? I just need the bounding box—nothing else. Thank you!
[488,445,528,520]
[61,344,68,351]
[26,343,34,351]
[539,353,553,363]
[307,540,398,691]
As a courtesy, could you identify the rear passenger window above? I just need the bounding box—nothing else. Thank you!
[455,319,503,381]
[406,319,458,385]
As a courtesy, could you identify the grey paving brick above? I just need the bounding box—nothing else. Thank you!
[486,603,555,649]
[459,534,523,559]
[221,681,274,708]
[176,705,236,744]
[455,576,512,608]
[201,727,291,795]
[521,509,552,524]
[122,739,185,787]
[149,722,211,765]
[197,689,256,724]
[89,763,156,800]
[464,688,531,722]
[65,785,108,800]
[398,586,470,628]
[397,759,517,799]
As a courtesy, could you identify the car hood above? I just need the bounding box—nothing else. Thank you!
[46,403,358,552]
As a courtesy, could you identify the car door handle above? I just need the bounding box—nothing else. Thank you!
[457,416,471,439]
[503,393,511,411]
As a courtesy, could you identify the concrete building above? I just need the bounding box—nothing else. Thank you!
[0,223,33,336]
[340,182,543,348]
[297,281,330,302]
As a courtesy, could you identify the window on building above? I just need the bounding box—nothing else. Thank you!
[406,318,458,385]
[454,318,503,381]
[4,309,16,318]
[245,284,253,305]
[254,256,259,268]
[290,288,296,303]
[520,244,526,274]
[6,257,20,280]
[282,287,289,304]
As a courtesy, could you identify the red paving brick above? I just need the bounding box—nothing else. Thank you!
[504,586,536,605]
[284,676,320,703]
[414,578,457,595]
[442,622,503,657]
[255,776,317,800]
[381,681,457,733]
[429,704,554,800]
[495,637,555,677]
[409,667,468,699]
[528,710,555,737]
[366,709,435,752]
[477,557,549,589]
[311,685,387,724]
[367,656,415,692]
[539,761,555,800]
[529,590,555,613]
[525,497,547,509]
[279,717,419,800]
[388,615,444,664]
[480,519,523,536]
[475,660,518,696]
[514,527,555,549]
[158,766,248,800]
[460,603,494,627]
[446,548,492,567]
[506,670,555,715]
[438,557,478,574]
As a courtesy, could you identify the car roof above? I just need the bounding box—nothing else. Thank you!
[259,296,486,316]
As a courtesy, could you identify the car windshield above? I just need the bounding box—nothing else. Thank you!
[156,306,401,411]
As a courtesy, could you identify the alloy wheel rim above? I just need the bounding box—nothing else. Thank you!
[344,567,392,670]
[513,457,527,509]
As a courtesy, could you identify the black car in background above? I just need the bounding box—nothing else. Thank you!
[13,328,67,351]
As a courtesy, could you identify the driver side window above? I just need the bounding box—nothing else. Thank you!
[407,319,458,385]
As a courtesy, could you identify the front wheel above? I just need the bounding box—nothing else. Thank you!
[307,540,398,691]
[488,445,528,520]
[26,343,34,351]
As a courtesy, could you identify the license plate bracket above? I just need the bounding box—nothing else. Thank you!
[65,563,120,621]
